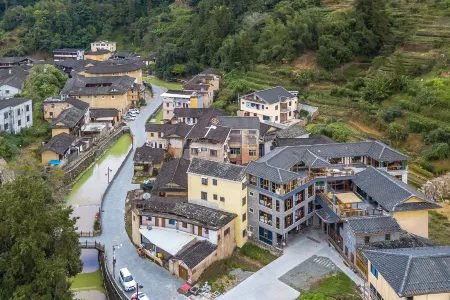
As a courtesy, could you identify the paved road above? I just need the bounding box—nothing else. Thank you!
[219,228,363,300]
[81,85,185,299]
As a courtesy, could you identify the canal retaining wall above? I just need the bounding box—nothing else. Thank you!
[64,127,131,184]
[99,250,128,300]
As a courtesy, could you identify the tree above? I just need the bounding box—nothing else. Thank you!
[23,64,67,101]
[0,159,81,299]
[386,122,408,142]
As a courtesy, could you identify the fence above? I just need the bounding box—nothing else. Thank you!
[78,231,101,237]
[79,241,105,252]
[99,251,128,300]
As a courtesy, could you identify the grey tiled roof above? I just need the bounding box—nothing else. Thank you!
[90,108,119,118]
[61,75,135,96]
[0,66,27,89]
[346,216,402,236]
[133,146,165,164]
[199,68,221,75]
[49,107,85,129]
[188,157,245,182]
[0,98,31,110]
[65,97,90,110]
[274,135,335,147]
[186,124,230,144]
[84,59,144,74]
[40,133,76,155]
[153,158,190,192]
[136,198,236,230]
[85,49,111,55]
[0,56,34,64]
[217,116,260,130]
[175,240,217,268]
[353,167,437,212]
[174,108,225,119]
[54,59,97,72]
[276,125,308,138]
[242,86,295,104]
[364,247,450,296]
[145,123,193,138]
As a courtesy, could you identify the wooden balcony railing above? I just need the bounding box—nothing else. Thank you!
[318,192,382,219]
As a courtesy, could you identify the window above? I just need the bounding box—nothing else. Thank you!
[133,215,135,221]
[249,225,253,232]
[275,116,278,121]
[4,112,8,119]
[249,191,254,197]
[213,194,218,200]
[5,90,9,94]
[16,109,20,116]
[370,264,379,279]
[285,197,293,211]
[242,197,246,206]
[230,148,241,155]
[169,219,175,225]
[147,216,152,221]
[224,228,230,235]
[248,130,257,135]
[220,196,225,202]
[49,112,53,118]
[276,200,280,212]
[17,120,21,127]
[166,103,169,107]
[289,101,292,107]
[259,227,272,244]
[407,297,413,300]
[249,208,254,213]
[249,150,256,156]
[275,105,278,110]
[182,222,187,228]
[26,105,30,112]
[26,116,30,122]
[210,149,217,156]
[242,213,246,222]
[150,133,154,137]
[201,191,207,200]
[191,148,198,155]
[385,234,391,241]
[201,147,207,152]
[259,194,272,209]
[202,177,208,185]
[249,175,257,185]
[365,236,370,244]
[213,179,217,185]
[243,229,247,238]
[308,184,315,197]
[4,123,8,130]
[276,217,280,229]
[102,96,105,99]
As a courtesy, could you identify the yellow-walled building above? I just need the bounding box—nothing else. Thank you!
[84,49,112,61]
[61,75,137,114]
[187,157,248,247]
[40,133,76,165]
[83,60,144,84]
[366,247,450,300]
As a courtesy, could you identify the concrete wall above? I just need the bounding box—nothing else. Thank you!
[0,99,33,134]
[188,173,248,247]
[190,141,226,163]
[76,93,129,114]
[0,84,20,98]
[41,150,59,164]
[51,128,70,137]
[85,70,143,84]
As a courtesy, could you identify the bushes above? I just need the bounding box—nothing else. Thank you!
[308,122,354,142]
[398,100,421,113]
[406,118,439,133]
[362,74,409,103]
[381,108,403,123]
[386,123,408,141]
[424,127,450,145]
[408,164,434,178]
[293,70,345,86]
[422,143,450,161]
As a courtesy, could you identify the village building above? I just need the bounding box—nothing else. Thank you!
[81,59,144,84]
[187,158,248,247]
[52,48,85,61]
[131,197,236,283]
[0,67,28,98]
[84,49,112,62]
[0,98,33,133]
[43,96,89,121]
[90,41,117,53]
[173,108,225,125]
[162,90,204,121]
[133,146,166,176]
[61,75,138,114]
[0,57,35,69]
[40,133,76,165]
[239,86,298,124]
[49,106,88,137]
[89,108,121,128]
[145,123,192,158]
[152,158,190,198]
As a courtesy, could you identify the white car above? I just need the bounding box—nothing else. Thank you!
[129,108,140,114]
[123,115,136,121]
[131,292,150,300]
[119,268,136,292]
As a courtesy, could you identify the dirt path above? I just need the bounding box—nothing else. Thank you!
[347,120,383,138]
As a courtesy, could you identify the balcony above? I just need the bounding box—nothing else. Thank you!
[318,192,382,219]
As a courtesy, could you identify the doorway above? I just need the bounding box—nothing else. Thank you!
[179,265,189,281]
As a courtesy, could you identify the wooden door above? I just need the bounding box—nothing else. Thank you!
[162,218,166,228]
[197,226,202,236]
[179,265,189,281]
[155,217,159,227]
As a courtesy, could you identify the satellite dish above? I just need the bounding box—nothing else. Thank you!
[143,193,151,200]
[211,118,219,125]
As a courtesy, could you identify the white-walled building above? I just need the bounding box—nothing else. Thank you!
[0,98,33,133]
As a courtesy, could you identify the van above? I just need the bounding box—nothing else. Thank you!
[119,268,136,291]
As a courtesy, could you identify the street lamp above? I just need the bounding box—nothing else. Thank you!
[106,167,113,184]
[112,243,122,279]
[132,283,144,299]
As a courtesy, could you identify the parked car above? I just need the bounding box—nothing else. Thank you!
[129,108,140,114]
[123,115,136,121]
[119,268,136,292]
[131,292,150,300]
[140,179,156,192]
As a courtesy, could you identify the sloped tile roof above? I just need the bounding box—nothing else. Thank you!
[49,107,85,129]
[175,240,217,268]
[40,133,76,155]
[0,66,27,89]
[276,125,308,138]
[346,216,402,235]
[217,116,260,130]
[0,98,31,110]
[133,146,165,164]
[61,75,135,95]
[153,158,190,192]
[274,135,335,147]
[365,247,450,296]
[65,97,90,110]
[89,108,119,118]
[188,157,245,182]
[84,59,144,74]
[242,86,295,104]
[174,108,225,119]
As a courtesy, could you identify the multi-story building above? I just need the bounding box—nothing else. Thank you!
[84,50,112,62]
[217,116,260,165]
[131,197,236,283]
[365,247,450,300]
[182,72,220,108]
[0,67,28,98]
[49,106,88,137]
[245,140,437,247]
[145,123,192,158]
[239,86,298,124]
[90,41,117,53]
[82,59,144,84]
[173,108,225,125]
[0,98,33,133]
[61,75,138,114]
[52,49,85,61]
[162,90,203,121]
[152,158,190,198]
[187,158,248,247]
[43,96,89,121]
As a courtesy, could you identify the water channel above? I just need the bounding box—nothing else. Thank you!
[68,134,132,299]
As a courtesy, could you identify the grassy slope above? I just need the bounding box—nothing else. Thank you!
[297,272,360,300]
[143,77,182,90]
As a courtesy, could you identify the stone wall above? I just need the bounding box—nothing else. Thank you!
[63,127,131,184]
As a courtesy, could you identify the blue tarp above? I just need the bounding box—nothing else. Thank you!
[49,160,61,166]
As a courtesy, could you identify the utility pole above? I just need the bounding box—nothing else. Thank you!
[107,167,113,184]
[112,244,122,279]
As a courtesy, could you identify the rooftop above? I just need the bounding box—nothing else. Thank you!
[153,158,190,192]
[40,133,76,155]
[346,216,402,236]
[133,146,165,164]
[85,49,111,55]
[49,107,85,129]
[84,59,144,74]
[0,56,34,64]
[90,108,119,118]
[173,108,225,119]
[188,157,245,182]
[61,75,135,96]
[0,98,31,111]
[242,86,296,105]
[139,227,197,256]
[65,97,90,110]
[276,124,309,138]
[217,116,260,130]
[353,167,440,212]
[145,123,193,138]
[135,199,236,230]
[365,247,450,297]
[274,135,335,147]
[0,66,28,89]
[175,240,217,268]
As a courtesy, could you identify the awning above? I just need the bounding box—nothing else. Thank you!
[139,227,198,256]
[315,208,339,224]
[335,192,362,204]
[96,117,114,121]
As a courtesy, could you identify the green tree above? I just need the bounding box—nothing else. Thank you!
[0,161,81,299]
[386,122,408,142]
[23,64,67,101]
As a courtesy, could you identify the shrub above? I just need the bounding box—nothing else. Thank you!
[381,108,403,123]
[386,123,408,141]
[420,160,436,173]
[422,143,450,161]
[398,100,421,112]
[424,127,450,145]
[408,164,434,178]
[406,118,439,133]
